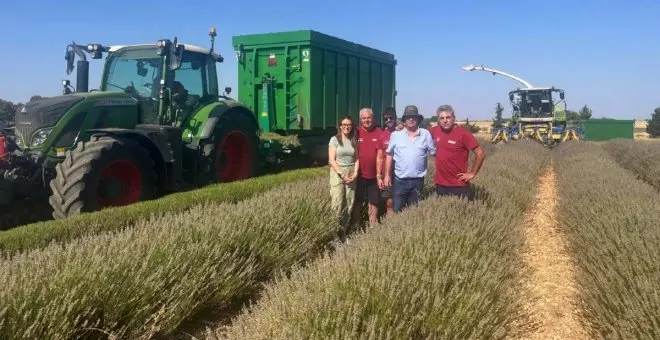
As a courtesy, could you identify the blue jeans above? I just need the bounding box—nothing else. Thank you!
[435,184,471,200]
[393,177,425,213]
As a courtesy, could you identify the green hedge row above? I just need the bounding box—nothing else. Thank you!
[0,167,325,257]
[215,140,549,339]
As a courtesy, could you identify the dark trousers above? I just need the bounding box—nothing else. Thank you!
[393,177,425,212]
[435,184,471,200]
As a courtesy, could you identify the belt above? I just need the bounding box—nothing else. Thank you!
[394,176,424,181]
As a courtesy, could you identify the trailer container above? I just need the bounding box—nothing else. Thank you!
[580,119,635,141]
[232,30,397,137]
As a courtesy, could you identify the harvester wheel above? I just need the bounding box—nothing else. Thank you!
[210,113,259,183]
[49,135,157,219]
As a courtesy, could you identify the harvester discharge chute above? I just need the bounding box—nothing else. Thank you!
[461,64,583,146]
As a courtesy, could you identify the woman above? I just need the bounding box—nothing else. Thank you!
[328,116,359,241]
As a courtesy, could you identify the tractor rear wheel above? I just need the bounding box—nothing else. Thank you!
[210,114,259,183]
[49,135,157,219]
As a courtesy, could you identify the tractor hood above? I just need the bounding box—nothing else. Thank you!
[14,95,85,148]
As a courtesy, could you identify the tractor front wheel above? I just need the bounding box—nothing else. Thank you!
[49,135,157,219]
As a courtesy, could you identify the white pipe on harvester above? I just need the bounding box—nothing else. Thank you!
[461,64,534,89]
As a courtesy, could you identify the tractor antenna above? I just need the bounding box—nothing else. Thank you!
[209,27,217,54]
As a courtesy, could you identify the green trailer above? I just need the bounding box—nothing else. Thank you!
[232,30,397,160]
[580,119,635,141]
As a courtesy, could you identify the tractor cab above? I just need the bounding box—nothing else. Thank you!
[509,87,565,120]
[64,31,225,128]
[100,44,221,126]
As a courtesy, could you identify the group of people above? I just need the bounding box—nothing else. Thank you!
[328,104,486,239]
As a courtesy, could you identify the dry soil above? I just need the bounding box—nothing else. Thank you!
[513,166,592,340]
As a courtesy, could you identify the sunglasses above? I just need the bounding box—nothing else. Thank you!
[384,116,395,121]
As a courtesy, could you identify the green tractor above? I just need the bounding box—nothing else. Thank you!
[0,28,275,219]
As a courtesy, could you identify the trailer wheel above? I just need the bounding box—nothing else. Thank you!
[210,113,259,183]
[49,135,157,219]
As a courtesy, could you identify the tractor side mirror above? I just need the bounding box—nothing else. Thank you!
[509,93,514,101]
[65,42,87,75]
[169,38,184,71]
[560,92,565,100]
[65,48,75,75]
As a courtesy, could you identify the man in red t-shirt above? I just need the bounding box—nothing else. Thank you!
[353,107,386,229]
[429,104,485,199]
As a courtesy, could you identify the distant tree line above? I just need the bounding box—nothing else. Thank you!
[648,107,660,138]
[2,96,658,138]
[564,105,593,124]
[0,99,20,125]
[0,96,46,126]
[489,102,594,128]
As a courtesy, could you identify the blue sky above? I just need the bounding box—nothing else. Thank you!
[1,0,658,120]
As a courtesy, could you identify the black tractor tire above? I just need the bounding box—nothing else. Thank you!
[209,113,260,183]
[49,135,157,219]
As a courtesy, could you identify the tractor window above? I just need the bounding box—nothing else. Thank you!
[173,52,219,100]
[173,55,207,100]
[103,49,160,98]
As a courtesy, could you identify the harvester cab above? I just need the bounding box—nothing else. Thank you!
[506,87,570,143]
[0,28,263,219]
[509,88,563,119]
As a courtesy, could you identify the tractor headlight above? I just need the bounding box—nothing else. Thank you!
[14,131,24,148]
[157,39,170,56]
[31,128,53,148]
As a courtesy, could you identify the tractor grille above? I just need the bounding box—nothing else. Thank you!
[15,95,84,146]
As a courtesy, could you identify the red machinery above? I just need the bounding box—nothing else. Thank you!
[0,136,6,162]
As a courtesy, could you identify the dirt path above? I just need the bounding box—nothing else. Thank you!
[515,166,591,340]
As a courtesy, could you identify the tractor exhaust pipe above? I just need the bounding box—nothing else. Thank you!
[65,42,90,93]
[76,60,89,93]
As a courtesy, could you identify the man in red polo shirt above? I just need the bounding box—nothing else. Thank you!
[353,107,386,229]
[429,104,485,199]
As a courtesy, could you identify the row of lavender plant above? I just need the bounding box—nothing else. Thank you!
[554,142,660,339]
[0,166,326,256]
[215,140,548,339]
[0,134,501,339]
[601,139,660,191]
[0,175,344,339]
